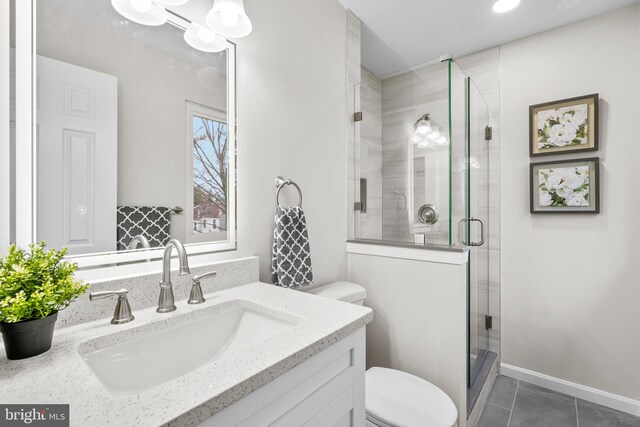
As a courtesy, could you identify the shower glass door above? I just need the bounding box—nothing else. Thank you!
[465,76,492,407]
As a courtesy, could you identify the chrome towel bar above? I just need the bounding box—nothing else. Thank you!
[275,176,303,208]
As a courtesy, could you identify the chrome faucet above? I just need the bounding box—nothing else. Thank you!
[127,234,151,250]
[157,239,191,313]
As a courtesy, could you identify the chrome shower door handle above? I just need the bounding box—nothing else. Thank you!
[458,217,485,247]
[469,218,485,247]
[458,218,469,246]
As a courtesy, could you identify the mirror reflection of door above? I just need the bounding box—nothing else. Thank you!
[37,56,118,255]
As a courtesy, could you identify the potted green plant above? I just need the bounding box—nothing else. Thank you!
[0,243,88,360]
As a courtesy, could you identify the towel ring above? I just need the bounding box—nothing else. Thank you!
[275,177,303,208]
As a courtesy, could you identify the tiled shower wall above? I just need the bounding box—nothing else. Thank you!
[355,63,467,246]
[381,65,452,243]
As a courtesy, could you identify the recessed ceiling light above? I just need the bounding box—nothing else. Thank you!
[557,0,584,11]
[493,0,521,13]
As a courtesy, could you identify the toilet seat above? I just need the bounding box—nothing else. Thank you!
[365,367,458,427]
[366,411,397,427]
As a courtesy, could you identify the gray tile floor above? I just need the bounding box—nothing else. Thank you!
[478,376,640,427]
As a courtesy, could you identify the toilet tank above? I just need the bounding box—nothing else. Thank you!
[306,281,367,305]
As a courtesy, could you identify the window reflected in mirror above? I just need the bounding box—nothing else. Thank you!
[189,103,229,243]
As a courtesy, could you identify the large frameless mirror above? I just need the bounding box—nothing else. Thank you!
[11,0,236,268]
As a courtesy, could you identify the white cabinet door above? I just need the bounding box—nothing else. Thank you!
[36,55,117,255]
[199,328,366,427]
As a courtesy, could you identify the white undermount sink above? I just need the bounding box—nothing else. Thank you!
[80,301,299,395]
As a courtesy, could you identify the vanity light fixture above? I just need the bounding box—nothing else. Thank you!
[492,0,521,13]
[206,0,253,38]
[184,23,226,52]
[411,114,449,148]
[154,0,190,5]
[425,126,441,141]
[111,0,167,26]
[434,135,449,146]
[414,114,432,137]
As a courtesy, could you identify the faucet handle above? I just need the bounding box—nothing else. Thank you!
[90,289,129,301]
[188,271,216,305]
[192,271,217,282]
[90,289,135,325]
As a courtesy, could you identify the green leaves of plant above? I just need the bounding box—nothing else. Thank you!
[0,243,89,323]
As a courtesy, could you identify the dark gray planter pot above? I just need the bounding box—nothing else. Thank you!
[0,311,58,360]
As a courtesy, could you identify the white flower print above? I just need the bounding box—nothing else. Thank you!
[537,103,589,150]
[538,166,590,208]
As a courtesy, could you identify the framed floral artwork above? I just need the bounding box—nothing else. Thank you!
[529,94,598,157]
[530,157,600,214]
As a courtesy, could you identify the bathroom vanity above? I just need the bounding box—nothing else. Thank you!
[0,282,372,427]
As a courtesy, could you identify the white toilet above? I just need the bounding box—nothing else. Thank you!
[307,282,458,427]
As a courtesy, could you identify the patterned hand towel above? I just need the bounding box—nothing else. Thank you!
[117,206,172,250]
[271,205,313,289]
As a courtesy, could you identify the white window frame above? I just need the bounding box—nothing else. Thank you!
[0,0,11,249]
[11,1,237,272]
[185,101,236,251]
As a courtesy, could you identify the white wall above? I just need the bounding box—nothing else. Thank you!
[108,0,348,286]
[501,4,640,401]
[348,253,468,425]
[233,0,348,284]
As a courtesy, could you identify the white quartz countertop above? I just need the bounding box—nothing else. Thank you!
[0,282,373,427]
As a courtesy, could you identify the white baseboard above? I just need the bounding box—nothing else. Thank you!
[500,363,640,417]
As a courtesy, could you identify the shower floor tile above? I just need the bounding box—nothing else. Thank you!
[477,376,640,427]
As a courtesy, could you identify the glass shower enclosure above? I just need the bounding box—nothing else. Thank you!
[351,58,494,413]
